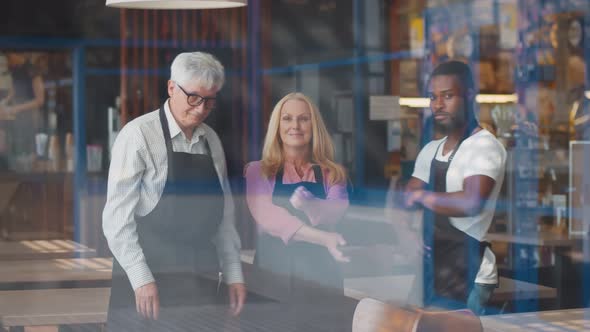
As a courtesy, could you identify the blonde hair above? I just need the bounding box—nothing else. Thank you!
[260,92,347,186]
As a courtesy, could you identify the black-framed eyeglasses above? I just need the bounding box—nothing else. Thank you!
[176,82,218,109]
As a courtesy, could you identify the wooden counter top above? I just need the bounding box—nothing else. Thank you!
[0,257,112,285]
[0,239,96,260]
[0,287,110,328]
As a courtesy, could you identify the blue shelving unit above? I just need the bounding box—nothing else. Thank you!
[0,34,249,246]
[0,38,88,246]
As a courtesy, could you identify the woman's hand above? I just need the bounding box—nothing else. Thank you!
[292,225,350,263]
[321,232,350,263]
[289,186,316,210]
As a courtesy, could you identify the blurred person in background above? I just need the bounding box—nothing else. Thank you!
[1,52,44,169]
[0,52,13,169]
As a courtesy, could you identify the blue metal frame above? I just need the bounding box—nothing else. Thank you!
[352,0,366,191]
[583,0,590,309]
[85,68,244,77]
[247,0,261,162]
[0,35,249,245]
[512,0,542,313]
[0,37,243,49]
[262,50,414,76]
[0,38,88,246]
[73,46,87,245]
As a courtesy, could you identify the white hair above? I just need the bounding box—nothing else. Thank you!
[170,52,225,91]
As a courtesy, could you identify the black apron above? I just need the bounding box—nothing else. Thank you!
[422,138,491,307]
[254,165,343,292]
[107,106,226,331]
[253,165,346,331]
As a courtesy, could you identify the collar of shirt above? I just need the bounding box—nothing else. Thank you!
[282,161,316,183]
[164,99,206,143]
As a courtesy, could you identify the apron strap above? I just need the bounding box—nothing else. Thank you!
[159,105,174,160]
[311,165,324,186]
[159,104,213,158]
[276,164,324,186]
[276,167,285,186]
[433,138,461,165]
[433,125,482,167]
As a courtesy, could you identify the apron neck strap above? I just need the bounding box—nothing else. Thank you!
[436,125,480,164]
[312,165,324,185]
[276,167,285,185]
[434,139,461,164]
[159,105,174,158]
[159,104,213,157]
[275,164,323,185]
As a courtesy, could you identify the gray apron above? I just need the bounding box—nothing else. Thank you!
[107,106,225,331]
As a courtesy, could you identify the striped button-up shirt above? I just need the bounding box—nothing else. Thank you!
[102,100,243,290]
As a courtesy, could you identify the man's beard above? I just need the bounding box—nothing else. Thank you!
[433,112,467,135]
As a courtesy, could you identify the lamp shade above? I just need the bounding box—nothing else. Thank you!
[106,0,247,9]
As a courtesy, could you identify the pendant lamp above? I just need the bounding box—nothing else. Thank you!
[106,0,247,9]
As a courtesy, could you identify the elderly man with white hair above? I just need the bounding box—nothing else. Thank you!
[103,52,246,331]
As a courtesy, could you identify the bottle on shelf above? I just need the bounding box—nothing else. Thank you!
[47,134,60,172]
[65,132,74,172]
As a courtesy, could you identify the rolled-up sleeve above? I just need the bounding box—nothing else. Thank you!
[102,126,154,290]
[244,162,304,244]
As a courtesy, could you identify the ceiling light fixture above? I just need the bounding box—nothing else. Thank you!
[400,94,519,108]
[475,93,518,104]
[399,97,431,108]
[106,0,247,9]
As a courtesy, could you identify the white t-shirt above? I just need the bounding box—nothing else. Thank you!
[412,129,507,284]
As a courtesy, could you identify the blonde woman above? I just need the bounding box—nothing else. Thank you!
[245,92,350,302]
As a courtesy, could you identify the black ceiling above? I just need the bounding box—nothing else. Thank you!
[0,0,119,39]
